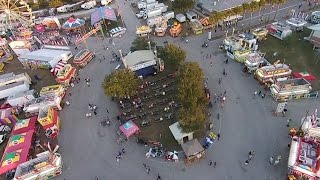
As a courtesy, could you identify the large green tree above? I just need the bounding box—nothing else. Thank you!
[130,37,156,52]
[49,0,64,8]
[159,44,186,70]
[103,68,139,98]
[248,1,259,28]
[177,62,207,109]
[173,0,195,12]
[177,106,206,133]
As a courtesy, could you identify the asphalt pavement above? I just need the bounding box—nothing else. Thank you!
[57,0,320,179]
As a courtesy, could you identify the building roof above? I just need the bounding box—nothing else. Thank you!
[198,0,252,12]
[19,49,71,62]
[124,50,157,67]
[169,122,193,141]
[181,139,204,157]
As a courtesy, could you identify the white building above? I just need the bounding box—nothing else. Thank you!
[122,50,159,77]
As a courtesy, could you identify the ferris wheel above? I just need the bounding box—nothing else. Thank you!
[0,0,34,33]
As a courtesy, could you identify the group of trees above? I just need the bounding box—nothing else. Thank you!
[172,0,195,12]
[130,37,156,52]
[102,41,206,133]
[176,62,207,133]
[208,0,286,28]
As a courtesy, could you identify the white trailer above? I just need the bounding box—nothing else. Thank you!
[143,8,162,20]
[138,1,158,9]
[147,16,162,26]
[0,73,32,87]
[0,81,30,99]
[176,13,186,23]
[57,5,69,13]
[6,89,35,107]
[81,0,96,9]
[152,3,168,13]
[163,11,174,20]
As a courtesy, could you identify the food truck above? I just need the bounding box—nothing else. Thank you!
[73,49,94,67]
[251,27,268,41]
[37,106,60,139]
[54,64,76,85]
[40,85,65,98]
[223,35,243,60]
[24,95,63,116]
[136,25,152,37]
[266,22,292,40]
[13,151,62,180]
[244,52,270,73]
[233,48,251,63]
[254,63,292,86]
[169,22,182,37]
[270,78,312,102]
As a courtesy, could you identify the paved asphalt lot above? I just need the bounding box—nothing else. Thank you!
[57,0,320,179]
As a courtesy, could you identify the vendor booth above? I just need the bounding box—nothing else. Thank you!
[12,117,36,135]
[244,52,270,73]
[0,108,18,125]
[0,147,30,175]
[251,27,268,41]
[266,22,292,40]
[119,120,140,139]
[286,17,307,31]
[40,85,65,98]
[189,19,203,35]
[233,48,251,63]
[169,122,194,145]
[181,139,205,165]
[51,63,76,85]
[37,107,60,139]
[254,63,292,86]
[9,41,32,57]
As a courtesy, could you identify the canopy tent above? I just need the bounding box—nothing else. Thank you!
[119,120,140,138]
[90,6,117,26]
[35,24,45,33]
[62,17,85,30]
[0,147,30,175]
[42,17,61,29]
[292,71,317,81]
[12,117,36,135]
[6,130,34,153]
[308,23,320,31]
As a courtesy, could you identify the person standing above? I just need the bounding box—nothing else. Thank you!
[217,133,220,140]
[269,156,274,164]
[287,119,292,127]
[244,160,249,166]
[209,160,213,166]
[213,162,217,168]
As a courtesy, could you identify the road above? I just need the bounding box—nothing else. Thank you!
[57,0,319,179]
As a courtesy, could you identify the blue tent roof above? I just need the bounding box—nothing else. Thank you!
[91,6,117,26]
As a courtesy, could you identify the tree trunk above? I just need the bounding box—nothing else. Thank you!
[273,4,280,20]
[268,4,273,22]
[249,12,253,29]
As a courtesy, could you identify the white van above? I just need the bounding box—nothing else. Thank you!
[109,27,126,38]
[81,1,97,9]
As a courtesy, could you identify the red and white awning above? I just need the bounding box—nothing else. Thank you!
[50,61,67,76]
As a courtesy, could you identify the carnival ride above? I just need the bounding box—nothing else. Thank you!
[0,0,35,34]
[73,49,94,67]
[251,27,268,41]
[189,19,204,35]
[169,22,182,37]
[136,25,152,37]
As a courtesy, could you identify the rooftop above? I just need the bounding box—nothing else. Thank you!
[181,139,204,157]
[124,50,157,67]
[19,49,71,62]
[169,122,193,141]
[198,0,252,13]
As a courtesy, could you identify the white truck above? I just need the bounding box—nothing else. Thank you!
[6,89,35,107]
[138,1,158,10]
[176,13,186,23]
[81,0,96,9]
[101,0,112,6]
[57,5,69,13]
[147,16,162,26]
[143,8,162,20]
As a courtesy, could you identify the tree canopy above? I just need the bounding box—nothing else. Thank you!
[177,106,206,133]
[158,44,186,70]
[173,0,195,12]
[49,0,64,8]
[130,37,156,52]
[176,62,207,132]
[103,68,139,98]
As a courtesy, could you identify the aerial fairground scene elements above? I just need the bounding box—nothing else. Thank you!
[1,0,320,179]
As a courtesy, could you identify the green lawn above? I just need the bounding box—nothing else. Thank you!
[260,28,320,90]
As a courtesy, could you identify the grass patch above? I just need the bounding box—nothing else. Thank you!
[259,28,320,90]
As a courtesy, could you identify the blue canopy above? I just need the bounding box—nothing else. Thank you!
[91,6,117,26]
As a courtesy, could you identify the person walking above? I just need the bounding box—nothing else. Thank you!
[248,151,254,160]
[287,119,292,127]
[258,90,261,96]
[217,133,220,140]
[269,156,274,164]
[253,91,258,98]
[157,174,162,180]
[209,160,213,166]
[146,166,150,174]
[213,162,217,168]
[244,160,249,166]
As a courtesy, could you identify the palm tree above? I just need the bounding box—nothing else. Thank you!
[249,1,259,29]
[273,0,287,20]
[258,0,267,24]
[267,0,277,21]
[242,2,250,19]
